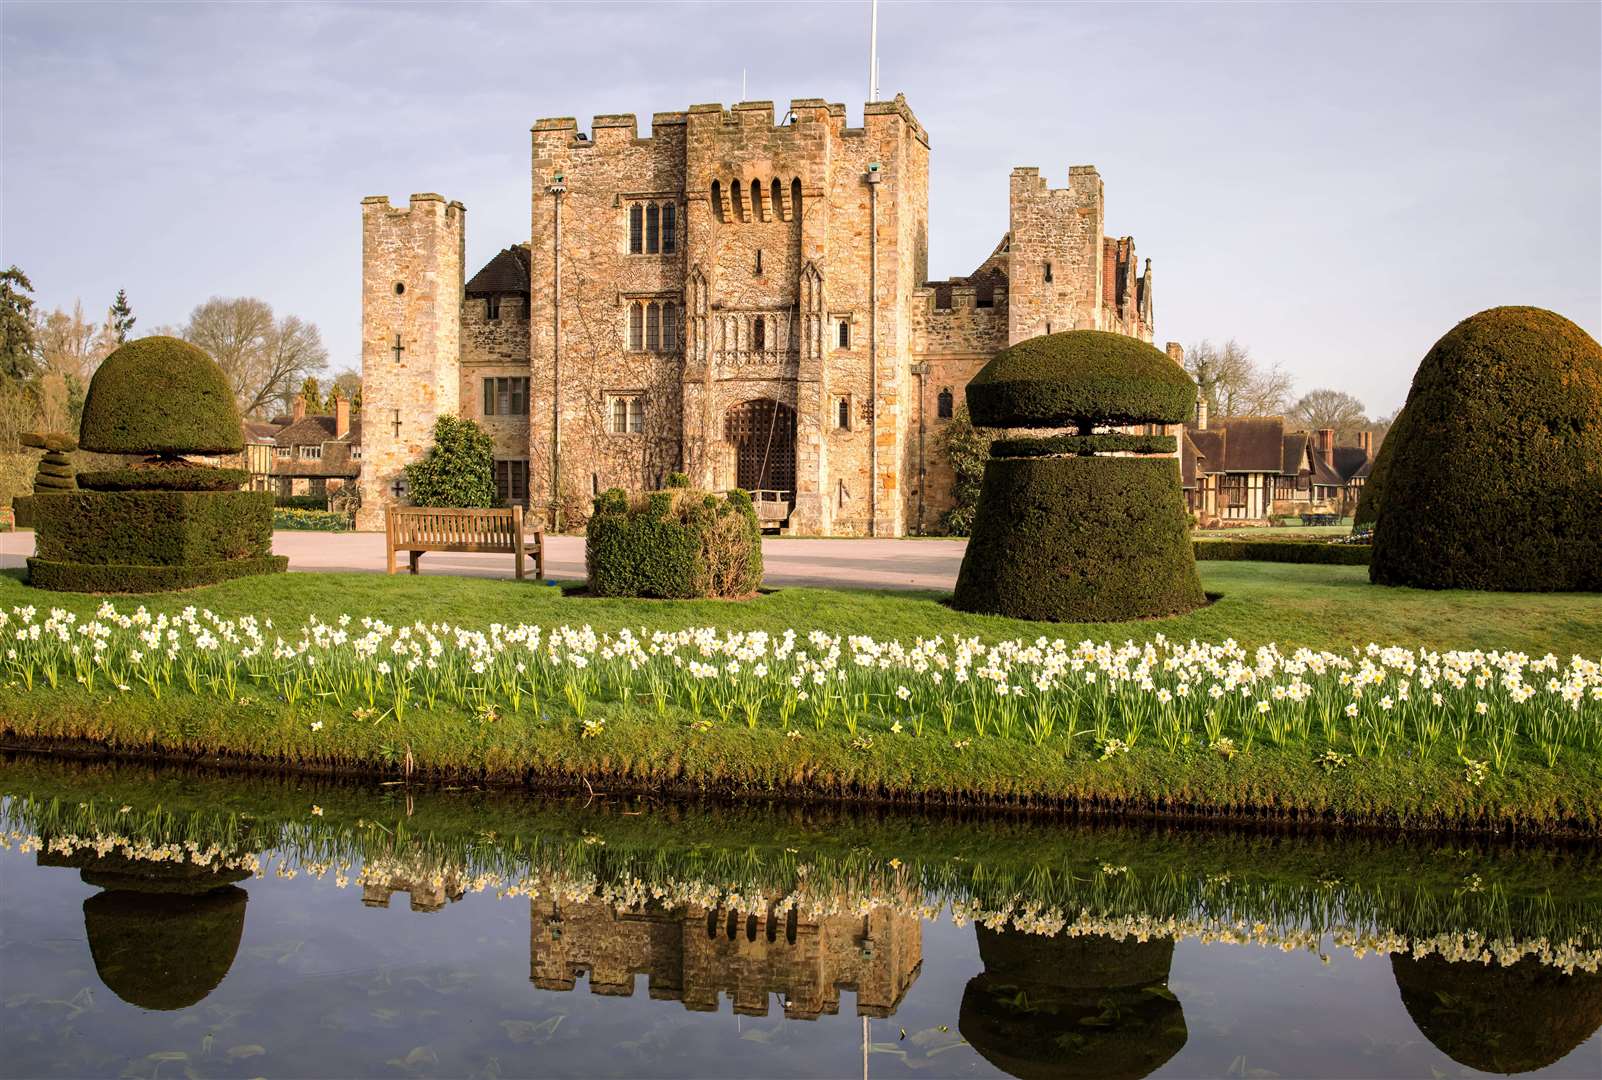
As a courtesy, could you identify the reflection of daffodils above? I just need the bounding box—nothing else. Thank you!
[7,808,1599,977]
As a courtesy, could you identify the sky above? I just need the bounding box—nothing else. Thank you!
[2,0,1598,416]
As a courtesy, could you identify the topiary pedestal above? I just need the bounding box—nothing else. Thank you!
[27,489,286,593]
[953,455,1204,622]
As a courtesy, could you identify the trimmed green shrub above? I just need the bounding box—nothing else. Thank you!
[587,486,762,599]
[273,507,353,531]
[21,432,77,493]
[966,330,1195,429]
[83,886,248,1010]
[79,466,247,492]
[403,416,497,508]
[19,431,76,454]
[665,471,691,488]
[954,330,1204,622]
[28,490,285,594]
[1194,539,1371,565]
[79,337,244,456]
[1370,307,1602,591]
[992,432,1177,458]
[275,494,330,511]
[953,457,1205,621]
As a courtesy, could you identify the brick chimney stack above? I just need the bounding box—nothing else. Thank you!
[334,392,350,439]
[1357,430,1373,456]
[1317,428,1335,469]
[292,395,307,422]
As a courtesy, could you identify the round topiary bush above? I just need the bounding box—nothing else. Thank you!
[79,336,244,456]
[952,331,1205,622]
[1370,307,1602,591]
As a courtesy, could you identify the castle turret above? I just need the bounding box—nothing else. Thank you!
[357,193,465,529]
[1006,166,1104,344]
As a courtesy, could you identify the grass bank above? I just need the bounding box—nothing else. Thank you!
[2,567,1600,835]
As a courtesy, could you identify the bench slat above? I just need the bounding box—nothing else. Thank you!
[385,505,544,580]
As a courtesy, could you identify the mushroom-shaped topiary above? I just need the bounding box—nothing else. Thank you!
[79,336,244,457]
[952,330,1205,622]
[1370,307,1602,591]
[26,335,286,592]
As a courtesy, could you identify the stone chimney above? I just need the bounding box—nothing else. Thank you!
[292,395,307,422]
[1356,430,1373,456]
[1317,428,1335,469]
[1195,392,1208,431]
[334,392,350,440]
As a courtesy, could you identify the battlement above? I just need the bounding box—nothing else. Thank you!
[361,193,465,220]
[1011,165,1100,202]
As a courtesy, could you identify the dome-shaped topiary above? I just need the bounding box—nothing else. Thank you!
[1370,307,1602,591]
[79,336,244,456]
[1352,406,1408,529]
[953,330,1205,622]
[966,330,1196,430]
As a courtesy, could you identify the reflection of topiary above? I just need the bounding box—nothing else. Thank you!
[587,486,763,599]
[79,336,244,456]
[1370,307,1602,591]
[953,331,1204,621]
[1392,953,1602,1074]
[84,886,248,1011]
[959,928,1187,1080]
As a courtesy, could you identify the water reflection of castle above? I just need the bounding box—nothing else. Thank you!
[30,849,1602,1077]
[529,895,922,1020]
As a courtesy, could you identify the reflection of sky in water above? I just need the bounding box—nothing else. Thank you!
[2,843,1598,1080]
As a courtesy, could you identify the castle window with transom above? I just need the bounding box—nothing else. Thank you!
[626,300,680,353]
[627,201,676,255]
[608,394,644,435]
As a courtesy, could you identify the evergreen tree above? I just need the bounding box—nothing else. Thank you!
[299,375,323,413]
[107,289,135,344]
[0,266,39,381]
[404,416,498,507]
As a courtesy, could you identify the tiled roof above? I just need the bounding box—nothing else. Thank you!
[1332,446,1371,482]
[1280,432,1310,477]
[465,244,531,296]
[243,421,281,444]
[274,415,360,448]
[1311,454,1344,487]
[1189,428,1225,471]
[1218,417,1285,473]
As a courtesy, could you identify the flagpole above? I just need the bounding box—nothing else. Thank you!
[867,0,879,103]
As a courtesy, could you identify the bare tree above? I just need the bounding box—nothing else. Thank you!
[1289,388,1368,439]
[177,297,327,419]
[32,300,111,384]
[1185,338,1294,419]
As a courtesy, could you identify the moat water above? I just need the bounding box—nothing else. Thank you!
[0,756,1597,1079]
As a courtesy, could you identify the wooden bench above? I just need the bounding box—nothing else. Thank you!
[385,506,544,580]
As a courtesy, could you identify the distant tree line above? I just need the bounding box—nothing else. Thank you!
[1184,338,1398,447]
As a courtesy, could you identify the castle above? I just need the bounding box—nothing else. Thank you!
[359,94,1168,534]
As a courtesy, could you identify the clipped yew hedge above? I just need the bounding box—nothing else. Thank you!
[1194,539,1371,565]
[1370,307,1602,591]
[587,487,762,599]
[952,457,1205,622]
[79,337,244,456]
[992,432,1177,458]
[966,331,1195,429]
[28,490,286,593]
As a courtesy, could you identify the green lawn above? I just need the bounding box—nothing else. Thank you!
[4,561,1599,654]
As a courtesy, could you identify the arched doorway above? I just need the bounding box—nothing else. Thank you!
[724,399,796,511]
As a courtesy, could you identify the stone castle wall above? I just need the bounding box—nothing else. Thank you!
[359,95,1159,535]
[357,194,464,530]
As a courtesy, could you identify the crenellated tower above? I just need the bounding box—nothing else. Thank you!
[357,193,465,529]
